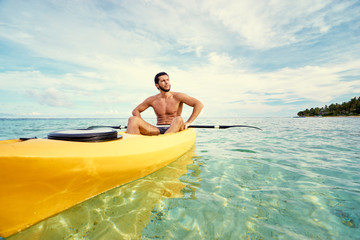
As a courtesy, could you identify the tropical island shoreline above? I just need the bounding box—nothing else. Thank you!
[296,115,360,118]
[297,97,360,117]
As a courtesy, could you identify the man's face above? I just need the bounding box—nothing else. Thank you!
[156,75,171,92]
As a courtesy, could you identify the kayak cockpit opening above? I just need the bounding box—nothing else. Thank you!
[47,129,121,142]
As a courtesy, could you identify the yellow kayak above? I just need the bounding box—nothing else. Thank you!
[0,128,196,238]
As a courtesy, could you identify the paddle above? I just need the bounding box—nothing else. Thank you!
[87,125,126,130]
[188,125,262,130]
[88,124,262,130]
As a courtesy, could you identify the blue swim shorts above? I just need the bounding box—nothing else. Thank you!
[157,125,170,134]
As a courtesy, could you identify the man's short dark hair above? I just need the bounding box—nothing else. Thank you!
[154,72,168,84]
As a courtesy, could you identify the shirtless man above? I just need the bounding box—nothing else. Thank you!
[126,72,203,135]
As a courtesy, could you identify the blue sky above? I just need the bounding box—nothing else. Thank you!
[0,0,359,118]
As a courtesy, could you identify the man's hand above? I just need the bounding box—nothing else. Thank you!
[184,121,191,129]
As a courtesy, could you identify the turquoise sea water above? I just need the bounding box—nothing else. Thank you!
[1,117,360,239]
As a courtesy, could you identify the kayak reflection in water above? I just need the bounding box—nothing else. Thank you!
[126,72,203,135]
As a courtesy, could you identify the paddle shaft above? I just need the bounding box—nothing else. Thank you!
[88,124,261,130]
[188,125,262,130]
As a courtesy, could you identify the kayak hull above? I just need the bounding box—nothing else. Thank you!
[0,129,196,237]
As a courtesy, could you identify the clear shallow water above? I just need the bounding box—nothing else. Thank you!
[1,117,360,239]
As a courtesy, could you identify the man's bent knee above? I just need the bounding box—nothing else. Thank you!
[165,116,184,134]
[172,116,183,124]
[128,116,140,125]
[127,116,141,134]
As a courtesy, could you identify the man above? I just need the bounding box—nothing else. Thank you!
[126,72,203,135]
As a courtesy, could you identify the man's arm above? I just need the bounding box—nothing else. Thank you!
[132,96,154,118]
[176,93,204,128]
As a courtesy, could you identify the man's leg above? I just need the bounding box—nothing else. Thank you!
[126,116,160,135]
[165,116,184,134]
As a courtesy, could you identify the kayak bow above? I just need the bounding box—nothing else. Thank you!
[0,129,196,237]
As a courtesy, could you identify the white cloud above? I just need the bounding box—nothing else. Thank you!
[26,88,72,107]
[0,0,359,117]
[204,0,356,49]
[172,57,360,116]
[20,111,43,116]
[94,109,129,116]
[1,0,357,64]
[207,52,237,67]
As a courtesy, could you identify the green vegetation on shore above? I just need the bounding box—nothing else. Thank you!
[297,96,360,117]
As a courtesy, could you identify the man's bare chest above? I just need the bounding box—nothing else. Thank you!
[152,98,180,115]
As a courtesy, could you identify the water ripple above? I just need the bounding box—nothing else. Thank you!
[3,117,360,239]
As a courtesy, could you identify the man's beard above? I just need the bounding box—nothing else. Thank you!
[158,85,171,92]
